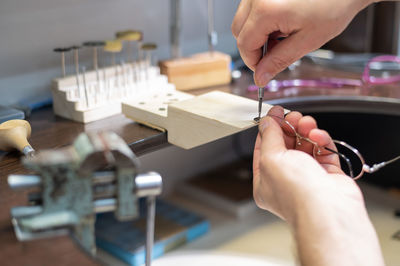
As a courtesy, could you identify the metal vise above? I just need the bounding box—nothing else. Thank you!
[8,131,162,264]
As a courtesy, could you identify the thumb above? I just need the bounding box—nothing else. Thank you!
[259,116,287,156]
[254,33,308,87]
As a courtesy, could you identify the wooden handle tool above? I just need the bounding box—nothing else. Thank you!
[0,120,35,156]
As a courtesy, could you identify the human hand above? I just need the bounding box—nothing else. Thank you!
[232,0,374,87]
[253,106,365,224]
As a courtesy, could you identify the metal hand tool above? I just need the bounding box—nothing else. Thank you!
[256,43,268,122]
[104,40,123,89]
[53,47,71,77]
[104,40,123,66]
[81,66,90,108]
[116,30,143,62]
[8,131,162,266]
[83,41,106,84]
[0,119,35,156]
[141,43,157,66]
[71,45,82,99]
[141,43,157,81]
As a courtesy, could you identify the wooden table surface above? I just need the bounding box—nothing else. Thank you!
[1,61,400,265]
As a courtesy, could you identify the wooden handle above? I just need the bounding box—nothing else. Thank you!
[0,120,32,153]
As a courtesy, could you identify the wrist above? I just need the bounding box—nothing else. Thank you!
[291,199,384,266]
[290,188,368,228]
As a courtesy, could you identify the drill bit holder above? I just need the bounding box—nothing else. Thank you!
[52,61,175,123]
[8,131,162,263]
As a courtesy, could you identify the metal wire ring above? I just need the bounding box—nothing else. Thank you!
[331,140,366,180]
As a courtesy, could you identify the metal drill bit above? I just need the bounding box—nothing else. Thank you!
[141,43,157,81]
[257,43,268,121]
[120,61,128,96]
[116,30,142,63]
[257,87,264,120]
[83,41,105,84]
[104,40,123,89]
[104,40,123,66]
[81,66,90,108]
[145,196,156,266]
[53,47,71,77]
[141,43,157,66]
[71,46,82,99]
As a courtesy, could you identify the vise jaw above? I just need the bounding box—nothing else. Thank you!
[8,131,162,257]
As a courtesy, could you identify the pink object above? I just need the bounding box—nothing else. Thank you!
[247,55,400,92]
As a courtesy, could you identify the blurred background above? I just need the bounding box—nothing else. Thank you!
[0,0,399,106]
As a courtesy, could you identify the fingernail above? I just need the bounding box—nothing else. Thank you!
[259,117,270,133]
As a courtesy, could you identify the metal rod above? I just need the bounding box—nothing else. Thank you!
[136,172,162,197]
[82,66,90,108]
[54,48,70,77]
[61,52,66,77]
[94,198,116,213]
[74,48,80,76]
[170,0,181,58]
[9,171,162,194]
[8,175,42,190]
[72,47,81,99]
[11,206,43,218]
[145,196,156,266]
[207,0,217,53]
[128,41,133,63]
[111,53,116,66]
[93,47,98,70]
[257,43,267,120]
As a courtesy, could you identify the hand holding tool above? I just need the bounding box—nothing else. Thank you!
[256,43,268,121]
[0,119,35,156]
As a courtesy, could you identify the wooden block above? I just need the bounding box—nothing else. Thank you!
[122,91,278,149]
[51,86,122,123]
[159,51,231,91]
[51,63,174,123]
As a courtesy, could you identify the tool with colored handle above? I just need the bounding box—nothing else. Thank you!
[0,119,35,156]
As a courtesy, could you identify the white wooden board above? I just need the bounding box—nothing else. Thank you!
[122,91,276,149]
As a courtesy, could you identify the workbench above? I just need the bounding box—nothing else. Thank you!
[2,61,400,266]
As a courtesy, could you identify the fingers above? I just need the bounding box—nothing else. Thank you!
[236,17,271,72]
[309,129,334,153]
[253,133,262,181]
[284,111,302,149]
[231,1,252,38]
[309,129,342,171]
[266,105,285,119]
[254,32,310,86]
[296,115,318,154]
[266,107,302,149]
[262,106,341,174]
[258,115,287,157]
